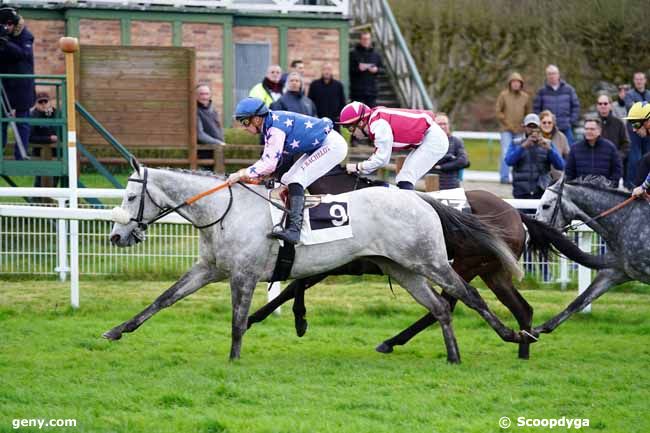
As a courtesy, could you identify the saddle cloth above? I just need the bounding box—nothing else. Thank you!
[269,187,353,246]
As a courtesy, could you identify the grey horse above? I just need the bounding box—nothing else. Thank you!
[533,175,648,336]
[104,160,527,363]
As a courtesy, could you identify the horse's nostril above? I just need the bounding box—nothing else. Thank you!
[110,234,121,245]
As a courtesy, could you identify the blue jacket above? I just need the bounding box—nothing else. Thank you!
[533,80,580,131]
[623,87,650,110]
[0,23,35,111]
[565,137,622,187]
[263,110,333,155]
[506,137,565,198]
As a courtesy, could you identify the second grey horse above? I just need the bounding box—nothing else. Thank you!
[104,161,527,363]
[533,176,648,337]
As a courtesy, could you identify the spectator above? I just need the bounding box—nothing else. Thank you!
[533,64,580,145]
[280,59,305,90]
[623,72,650,189]
[349,31,383,108]
[196,84,224,145]
[30,91,58,187]
[270,72,316,116]
[0,7,34,160]
[495,72,531,184]
[429,113,469,190]
[539,110,569,180]
[249,65,283,107]
[596,93,629,178]
[505,113,565,199]
[565,118,622,188]
[612,84,630,120]
[308,63,346,131]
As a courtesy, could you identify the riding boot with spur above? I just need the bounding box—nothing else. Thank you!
[271,183,305,245]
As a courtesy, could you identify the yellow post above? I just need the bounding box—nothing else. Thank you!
[59,37,80,308]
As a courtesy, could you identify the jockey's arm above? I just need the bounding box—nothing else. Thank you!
[245,127,286,179]
[358,119,393,174]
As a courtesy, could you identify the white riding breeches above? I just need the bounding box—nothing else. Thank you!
[395,125,449,185]
[281,130,348,188]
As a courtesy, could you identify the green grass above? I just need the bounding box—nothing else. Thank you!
[1,280,649,433]
[463,139,500,171]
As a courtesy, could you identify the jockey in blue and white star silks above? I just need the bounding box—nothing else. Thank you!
[228,97,348,244]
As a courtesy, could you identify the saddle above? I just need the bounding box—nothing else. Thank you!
[269,185,322,210]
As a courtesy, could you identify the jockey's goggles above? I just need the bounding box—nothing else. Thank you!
[630,120,646,130]
[239,117,254,127]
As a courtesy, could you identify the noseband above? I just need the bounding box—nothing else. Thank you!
[126,167,233,230]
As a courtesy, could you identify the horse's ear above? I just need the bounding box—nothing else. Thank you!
[129,155,141,174]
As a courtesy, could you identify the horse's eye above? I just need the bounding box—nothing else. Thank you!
[127,194,136,202]
[542,204,550,210]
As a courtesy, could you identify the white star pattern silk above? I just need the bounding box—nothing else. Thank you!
[305,120,314,129]
[272,113,280,121]
[284,118,293,127]
[290,139,300,148]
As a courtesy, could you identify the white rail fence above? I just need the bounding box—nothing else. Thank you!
[1,187,603,313]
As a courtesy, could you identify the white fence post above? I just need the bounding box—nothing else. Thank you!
[267,282,282,315]
[55,198,69,282]
[577,227,592,313]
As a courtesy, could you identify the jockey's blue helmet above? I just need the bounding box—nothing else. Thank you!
[234,97,269,121]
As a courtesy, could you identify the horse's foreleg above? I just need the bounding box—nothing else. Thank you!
[247,281,299,329]
[376,292,459,354]
[482,270,534,359]
[375,260,460,363]
[229,274,258,361]
[533,269,628,336]
[103,261,220,340]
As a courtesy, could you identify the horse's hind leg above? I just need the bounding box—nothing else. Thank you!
[103,261,221,341]
[481,270,534,359]
[375,260,460,363]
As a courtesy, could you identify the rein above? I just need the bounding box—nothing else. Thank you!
[127,168,233,230]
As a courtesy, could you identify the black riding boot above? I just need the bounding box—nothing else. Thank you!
[397,181,415,190]
[271,183,305,245]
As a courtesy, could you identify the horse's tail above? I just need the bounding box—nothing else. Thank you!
[519,212,614,269]
[416,192,524,281]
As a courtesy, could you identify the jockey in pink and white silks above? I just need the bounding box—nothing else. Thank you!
[227,97,348,244]
[338,101,449,190]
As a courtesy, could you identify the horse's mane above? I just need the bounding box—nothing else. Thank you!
[566,175,628,199]
[161,167,227,180]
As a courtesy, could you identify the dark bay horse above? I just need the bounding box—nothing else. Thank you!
[247,168,607,358]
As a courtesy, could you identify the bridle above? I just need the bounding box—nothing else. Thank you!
[544,177,636,232]
[126,167,233,230]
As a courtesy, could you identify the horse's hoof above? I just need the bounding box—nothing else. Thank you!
[295,320,308,337]
[446,356,461,364]
[102,329,122,341]
[518,344,530,360]
[375,342,394,354]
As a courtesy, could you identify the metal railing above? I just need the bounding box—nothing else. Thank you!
[350,0,432,110]
[5,0,350,15]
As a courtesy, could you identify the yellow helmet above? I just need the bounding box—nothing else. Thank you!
[625,101,650,121]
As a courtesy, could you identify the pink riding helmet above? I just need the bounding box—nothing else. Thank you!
[338,101,371,125]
